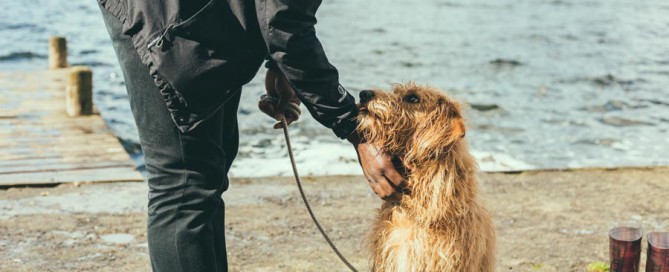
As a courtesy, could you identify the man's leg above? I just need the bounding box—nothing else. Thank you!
[213,87,241,269]
[99,6,239,271]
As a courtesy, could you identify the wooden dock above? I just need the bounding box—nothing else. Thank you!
[0,69,143,186]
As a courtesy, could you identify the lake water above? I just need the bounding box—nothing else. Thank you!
[2,0,668,177]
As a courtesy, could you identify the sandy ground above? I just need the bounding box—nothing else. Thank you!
[1,167,668,271]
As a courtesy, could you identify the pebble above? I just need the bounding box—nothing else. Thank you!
[489,58,523,67]
[101,233,134,244]
[599,116,654,127]
[470,103,501,112]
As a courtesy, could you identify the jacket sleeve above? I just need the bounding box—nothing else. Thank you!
[259,0,358,139]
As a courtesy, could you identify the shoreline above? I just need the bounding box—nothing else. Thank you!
[2,167,668,271]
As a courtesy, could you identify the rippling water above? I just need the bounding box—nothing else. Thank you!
[2,0,669,176]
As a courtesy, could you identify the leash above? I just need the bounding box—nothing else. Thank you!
[280,117,359,272]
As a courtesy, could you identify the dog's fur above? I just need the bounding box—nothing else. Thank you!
[357,83,495,272]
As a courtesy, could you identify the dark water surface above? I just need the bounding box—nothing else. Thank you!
[2,0,668,176]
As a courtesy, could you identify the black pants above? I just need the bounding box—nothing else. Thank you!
[100,6,240,272]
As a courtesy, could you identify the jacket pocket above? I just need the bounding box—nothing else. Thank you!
[146,0,244,116]
[146,0,233,92]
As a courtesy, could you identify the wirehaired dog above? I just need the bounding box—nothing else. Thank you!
[357,83,495,272]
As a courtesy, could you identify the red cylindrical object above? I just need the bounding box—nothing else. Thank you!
[647,232,669,272]
[609,227,642,272]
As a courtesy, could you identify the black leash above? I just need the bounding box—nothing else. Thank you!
[280,117,359,272]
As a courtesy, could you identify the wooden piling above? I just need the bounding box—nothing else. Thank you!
[49,36,68,69]
[66,66,94,117]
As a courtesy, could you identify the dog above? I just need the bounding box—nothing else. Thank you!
[357,83,496,272]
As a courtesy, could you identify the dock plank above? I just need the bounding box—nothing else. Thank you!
[0,161,136,175]
[0,167,145,186]
[0,70,143,186]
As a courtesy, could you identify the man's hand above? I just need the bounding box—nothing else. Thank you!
[348,133,408,202]
[258,68,301,129]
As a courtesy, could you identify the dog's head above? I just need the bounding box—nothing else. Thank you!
[358,84,477,221]
[357,83,466,163]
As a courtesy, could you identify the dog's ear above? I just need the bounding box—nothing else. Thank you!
[410,100,465,159]
[441,98,466,139]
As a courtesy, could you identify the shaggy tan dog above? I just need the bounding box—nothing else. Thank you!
[357,83,496,272]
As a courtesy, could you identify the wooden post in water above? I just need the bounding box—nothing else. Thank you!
[49,36,68,69]
[66,66,94,117]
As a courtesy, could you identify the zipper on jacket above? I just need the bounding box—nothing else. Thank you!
[146,0,215,50]
[147,23,176,49]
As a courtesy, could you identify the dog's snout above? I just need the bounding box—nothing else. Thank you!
[359,90,375,104]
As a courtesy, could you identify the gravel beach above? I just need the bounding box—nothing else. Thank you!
[2,167,668,271]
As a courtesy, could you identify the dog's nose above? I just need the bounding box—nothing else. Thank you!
[359,90,375,104]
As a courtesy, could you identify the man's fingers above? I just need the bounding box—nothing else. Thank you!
[286,116,296,125]
[275,74,294,97]
[275,115,298,128]
[382,192,402,202]
[258,99,276,117]
[263,68,301,128]
[375,175,402,202]
[274,77,293,117]
[382,167,409,195]
[275,95,289,112]
[273,114,298,129]
[290,97,301,106]
[365,175,383,198]
[265,70,277,95]
[368,170,400,201]
[275,99,300,123]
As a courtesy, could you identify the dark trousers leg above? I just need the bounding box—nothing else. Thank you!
[99,6,240,272]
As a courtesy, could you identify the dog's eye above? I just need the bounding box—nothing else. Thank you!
[405,94,420,103]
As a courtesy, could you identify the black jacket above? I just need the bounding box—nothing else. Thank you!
[98,0,358,139]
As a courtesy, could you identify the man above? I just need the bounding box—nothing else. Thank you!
[97,0,406,270]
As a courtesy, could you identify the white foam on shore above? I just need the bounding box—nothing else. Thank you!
[229,142,363,178]
[229,140,535,178]
[471,151,536,172]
